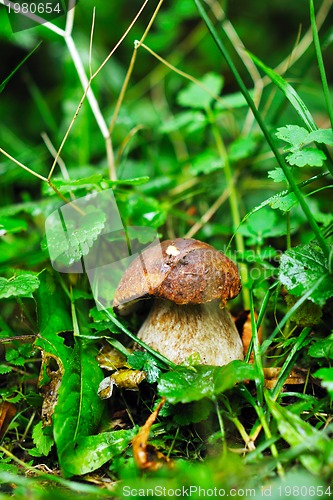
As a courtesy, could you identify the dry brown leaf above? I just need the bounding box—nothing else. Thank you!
[0,401,16,439]
[263,367,307,389]
[98,369,146,399]
[132,397,171,471]
[97,345,131,371]
[38,352,63,426]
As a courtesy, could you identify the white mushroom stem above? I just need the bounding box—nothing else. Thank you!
[137,299,244,366]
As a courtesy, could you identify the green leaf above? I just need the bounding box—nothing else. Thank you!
[249,53,317,131]
[266,395,332,474]
[53,340,105,477]
[286,148,326,167]
[228,135,259,162]
[31,421,54,456]
[313,368,333,399]
[276,125,309,150]
[306,128,333,146]
[308,335,333,359]
[215,90,252,110]
[45,175,150,195]
[239,208,286,245]
[45,208,106,267]
[267,168,288,183]
[160,110,207,134]
[279,244,333,306]
[59,428,137,476]
[269,192,298,212]
[0,217,28,235]
[34,270,72,338]
[190,151,224,176]
[127,351,161,383]
[0,274,40,299]
[177,72,224,109]
[158,361,257,404]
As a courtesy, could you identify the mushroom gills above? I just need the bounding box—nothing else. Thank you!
[136,298,243,366]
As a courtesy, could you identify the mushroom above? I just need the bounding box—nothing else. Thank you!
[113,238,243,366]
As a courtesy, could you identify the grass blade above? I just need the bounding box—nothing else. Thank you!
[310,0,333,130]
[248,52,316,131]
[0,41,42,94]
[193,0,330,259]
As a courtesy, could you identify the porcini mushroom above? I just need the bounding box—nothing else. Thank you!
[113,238,243,366]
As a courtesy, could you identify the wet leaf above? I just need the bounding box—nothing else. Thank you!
[286,148,326,167]
[269,192,298,212]
[60,428,137,476]
[279,244,333,306]
[53,340,104,477]
[128,351,162,383]
[276,125,309,150]
[158,361,257,404]
[45,209,106,267]
[0,274,39,299]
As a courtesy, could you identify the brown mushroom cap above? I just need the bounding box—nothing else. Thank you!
[113,238,241,314]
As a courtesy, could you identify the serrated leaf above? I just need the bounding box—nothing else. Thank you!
[128,351,161,383]
[266,396,332,474]
[268,168,288,183]
[276,125,309,149]
[177,72,224,110]
[53,340,105,477]
[0,274,40,299]
[190,151,224,176]
[158,361,257,404]
[306,128,333,146]
[286,148,326,167]
[32,421,54,456]
[269,192,298,212]
[45,209,106,267]
[279,244,333,306]
[308,335,333,359]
